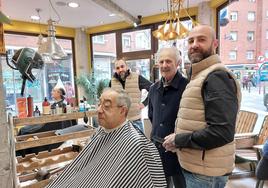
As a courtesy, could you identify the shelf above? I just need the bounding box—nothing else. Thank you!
[12,110,97,127]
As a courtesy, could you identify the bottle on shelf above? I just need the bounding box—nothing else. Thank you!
[66,102,73,113]
[79,99,85,112]
[42,97,51,115]
[56,104,63,114]
[33,106,41,117]
[27,95,33,117]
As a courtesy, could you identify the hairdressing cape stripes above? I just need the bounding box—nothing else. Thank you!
[46,121,167,188]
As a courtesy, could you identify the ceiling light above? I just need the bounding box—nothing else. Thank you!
[109,13,116,17]
[153,0,198,41]
[30,15,40,20]
[68,2,79,8]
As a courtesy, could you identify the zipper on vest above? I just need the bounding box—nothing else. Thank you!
[202,150,205,160]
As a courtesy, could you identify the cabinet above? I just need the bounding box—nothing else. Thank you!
[9,110,97,188]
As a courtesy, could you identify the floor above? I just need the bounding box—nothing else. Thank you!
[226,177,268,188]
[226,164,268,188]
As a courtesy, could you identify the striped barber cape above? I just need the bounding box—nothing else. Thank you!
[46,121,167,188]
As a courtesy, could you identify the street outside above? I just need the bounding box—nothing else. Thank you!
[240,84,268,133]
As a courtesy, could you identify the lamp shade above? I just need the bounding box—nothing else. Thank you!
[38,19,68,60]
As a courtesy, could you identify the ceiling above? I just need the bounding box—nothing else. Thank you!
[2,0,208,28]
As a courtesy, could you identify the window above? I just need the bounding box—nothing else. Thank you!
[92,33,116,81]
[265,50,268,58]
[93,35,105,44]
[230,11,238,21]
[3,33,75,115]
[247,31,254,41]
[248,11,255,21]
[246,50,254,60]
[122,29,151,53]
[229,51,237,60]
[135,30,151,50]
[230,31,238,41]
[122,35,131,48]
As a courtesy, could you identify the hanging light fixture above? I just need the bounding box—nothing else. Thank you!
[153,0,198,41]
[38,19,68,60]
[37,0,68,60]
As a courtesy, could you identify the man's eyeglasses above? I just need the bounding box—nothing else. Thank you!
[97,100,123,111]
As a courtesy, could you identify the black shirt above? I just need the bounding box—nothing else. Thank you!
[109,71,152,105]
[175,70,239,150]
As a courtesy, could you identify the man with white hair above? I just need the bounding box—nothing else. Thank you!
[148,47,188,188]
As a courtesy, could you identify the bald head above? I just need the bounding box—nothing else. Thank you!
[187,25,218,64]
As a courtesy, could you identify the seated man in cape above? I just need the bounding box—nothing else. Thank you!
[47,88,167,188]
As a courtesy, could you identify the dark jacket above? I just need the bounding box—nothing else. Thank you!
[148,71,188,177]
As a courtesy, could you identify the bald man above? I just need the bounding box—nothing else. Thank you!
[163,25,241,188]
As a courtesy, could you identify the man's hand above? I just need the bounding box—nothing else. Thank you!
[163,133,177,153]
[139,103,145,110]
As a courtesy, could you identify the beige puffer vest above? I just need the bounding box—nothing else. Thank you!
[175,55,241,176]
[111,72,141,121]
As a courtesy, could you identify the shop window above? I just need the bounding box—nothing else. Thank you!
[230,11,238,21]
[122,35,131,48]
[126,59,150,80]
[248,11,255,21]
[247,31,254,41]
[229,51,237,60]
[91,33,116,81]
[246,50,254,60]
[93,35,105,44]
[2,33,75,114]
[122,29,151,53]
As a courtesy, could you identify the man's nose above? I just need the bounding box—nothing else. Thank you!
[97,105,103,113]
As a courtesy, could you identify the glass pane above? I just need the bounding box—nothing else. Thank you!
[218,1,265,132]
[126,59,150,80]
[3,33,75,115]
[92,33,116,81]
[157,19,193,70]
[122,29,151,52]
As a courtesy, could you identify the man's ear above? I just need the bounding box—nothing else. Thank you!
[213,39,219,50]
[120,106,128,116]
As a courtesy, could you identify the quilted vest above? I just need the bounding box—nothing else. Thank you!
[111,72,141,121]
[175,54,241,176]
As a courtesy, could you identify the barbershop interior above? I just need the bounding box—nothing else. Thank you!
[1,0,268,187]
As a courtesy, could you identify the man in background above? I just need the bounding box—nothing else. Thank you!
[148,47,187,188]
[163,25,241,188]
[110,58,152,132]
[47,88,167,188]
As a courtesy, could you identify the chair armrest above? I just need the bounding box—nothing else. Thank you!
[235,133,258,149]
[235,132,258,138]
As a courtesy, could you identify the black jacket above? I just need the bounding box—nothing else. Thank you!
[148,71,188,177]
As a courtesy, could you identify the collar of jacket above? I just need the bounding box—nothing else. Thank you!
[157,71,183,90]
[113,69,130,81]
[191,54,221,79]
